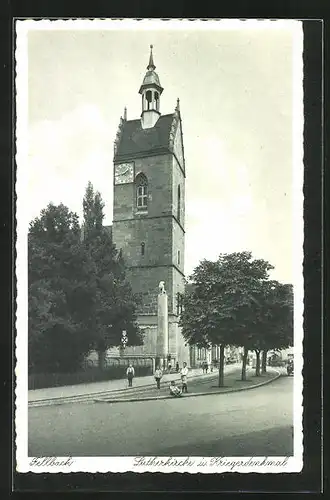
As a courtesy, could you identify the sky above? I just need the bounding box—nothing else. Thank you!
[23,20,303,284]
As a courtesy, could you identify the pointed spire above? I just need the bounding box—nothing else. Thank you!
[123,107,127,121]
[147,44,156,70]
[176,98,180,112]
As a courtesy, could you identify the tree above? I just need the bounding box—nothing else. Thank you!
[257,281,294,374]
[82,183,143,368]
[181,254,245,386]
[216,252,275,381]
[179,252,275,385]
[230,278,293,377]
[28,203,97,373]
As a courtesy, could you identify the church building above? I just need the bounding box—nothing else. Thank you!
[109,46,190,368]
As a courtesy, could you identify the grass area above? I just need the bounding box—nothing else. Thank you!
[206,368,279,394]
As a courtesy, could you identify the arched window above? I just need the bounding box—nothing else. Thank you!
[141,242,145,256]
[177,185,181,222]
[146,90,152,110]
[136,173,148,210]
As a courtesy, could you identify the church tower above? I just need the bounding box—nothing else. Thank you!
[112,46,189,366]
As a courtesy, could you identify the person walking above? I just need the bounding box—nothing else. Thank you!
[154,366,163,390]
[126,363,135,388]
[180,362,189,393]
[205,362,209,374]
[175,361,180,373]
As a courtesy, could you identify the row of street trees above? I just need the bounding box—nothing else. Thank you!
[179,252,293,386]
[29,184,293,382]
[28,182,143,374]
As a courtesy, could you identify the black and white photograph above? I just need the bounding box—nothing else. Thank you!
[15,19,304,474]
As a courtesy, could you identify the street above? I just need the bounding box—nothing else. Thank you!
[28,375,293,457]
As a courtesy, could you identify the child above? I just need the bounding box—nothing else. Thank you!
[126,363,135,388]
[180,362,189,393]
[169,381,182,397]
[154,366,163,389]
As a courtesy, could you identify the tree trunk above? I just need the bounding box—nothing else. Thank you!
[218,345,225,387]
[98,349,106,371]
[261,350,267,374]
[241,346,248,381]
[255,350,261,376]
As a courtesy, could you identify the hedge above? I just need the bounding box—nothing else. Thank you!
[28,364,152,390]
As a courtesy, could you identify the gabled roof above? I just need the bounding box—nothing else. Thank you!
[114,114,175,161]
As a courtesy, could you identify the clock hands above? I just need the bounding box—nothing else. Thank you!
[115,168,129,176]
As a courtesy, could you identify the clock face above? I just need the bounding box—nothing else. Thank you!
[114,163,134,184]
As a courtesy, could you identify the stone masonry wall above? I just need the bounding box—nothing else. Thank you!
[112,149,187,363]
[126,266,173,316]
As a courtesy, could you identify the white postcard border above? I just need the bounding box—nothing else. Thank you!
[15,18,304,475]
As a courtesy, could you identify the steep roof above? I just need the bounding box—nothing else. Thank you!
[114,114,175,161]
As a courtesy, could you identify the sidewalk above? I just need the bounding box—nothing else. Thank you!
[28,366,221,403]
[94,367,280,403]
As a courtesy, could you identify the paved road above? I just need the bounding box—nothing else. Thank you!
[28,375,293,457]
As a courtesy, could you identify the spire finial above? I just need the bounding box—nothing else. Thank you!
[124,107,127,121]
[176,98,180,112]
[147,44,156,70]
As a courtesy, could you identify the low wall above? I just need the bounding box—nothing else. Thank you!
[28,364,153,390]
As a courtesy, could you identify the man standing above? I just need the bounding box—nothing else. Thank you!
[126,363,135,388]
[154,366,163,389]
[180,362,189,393]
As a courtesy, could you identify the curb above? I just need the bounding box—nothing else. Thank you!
[94,370,281,404]
[28,370,226,408]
